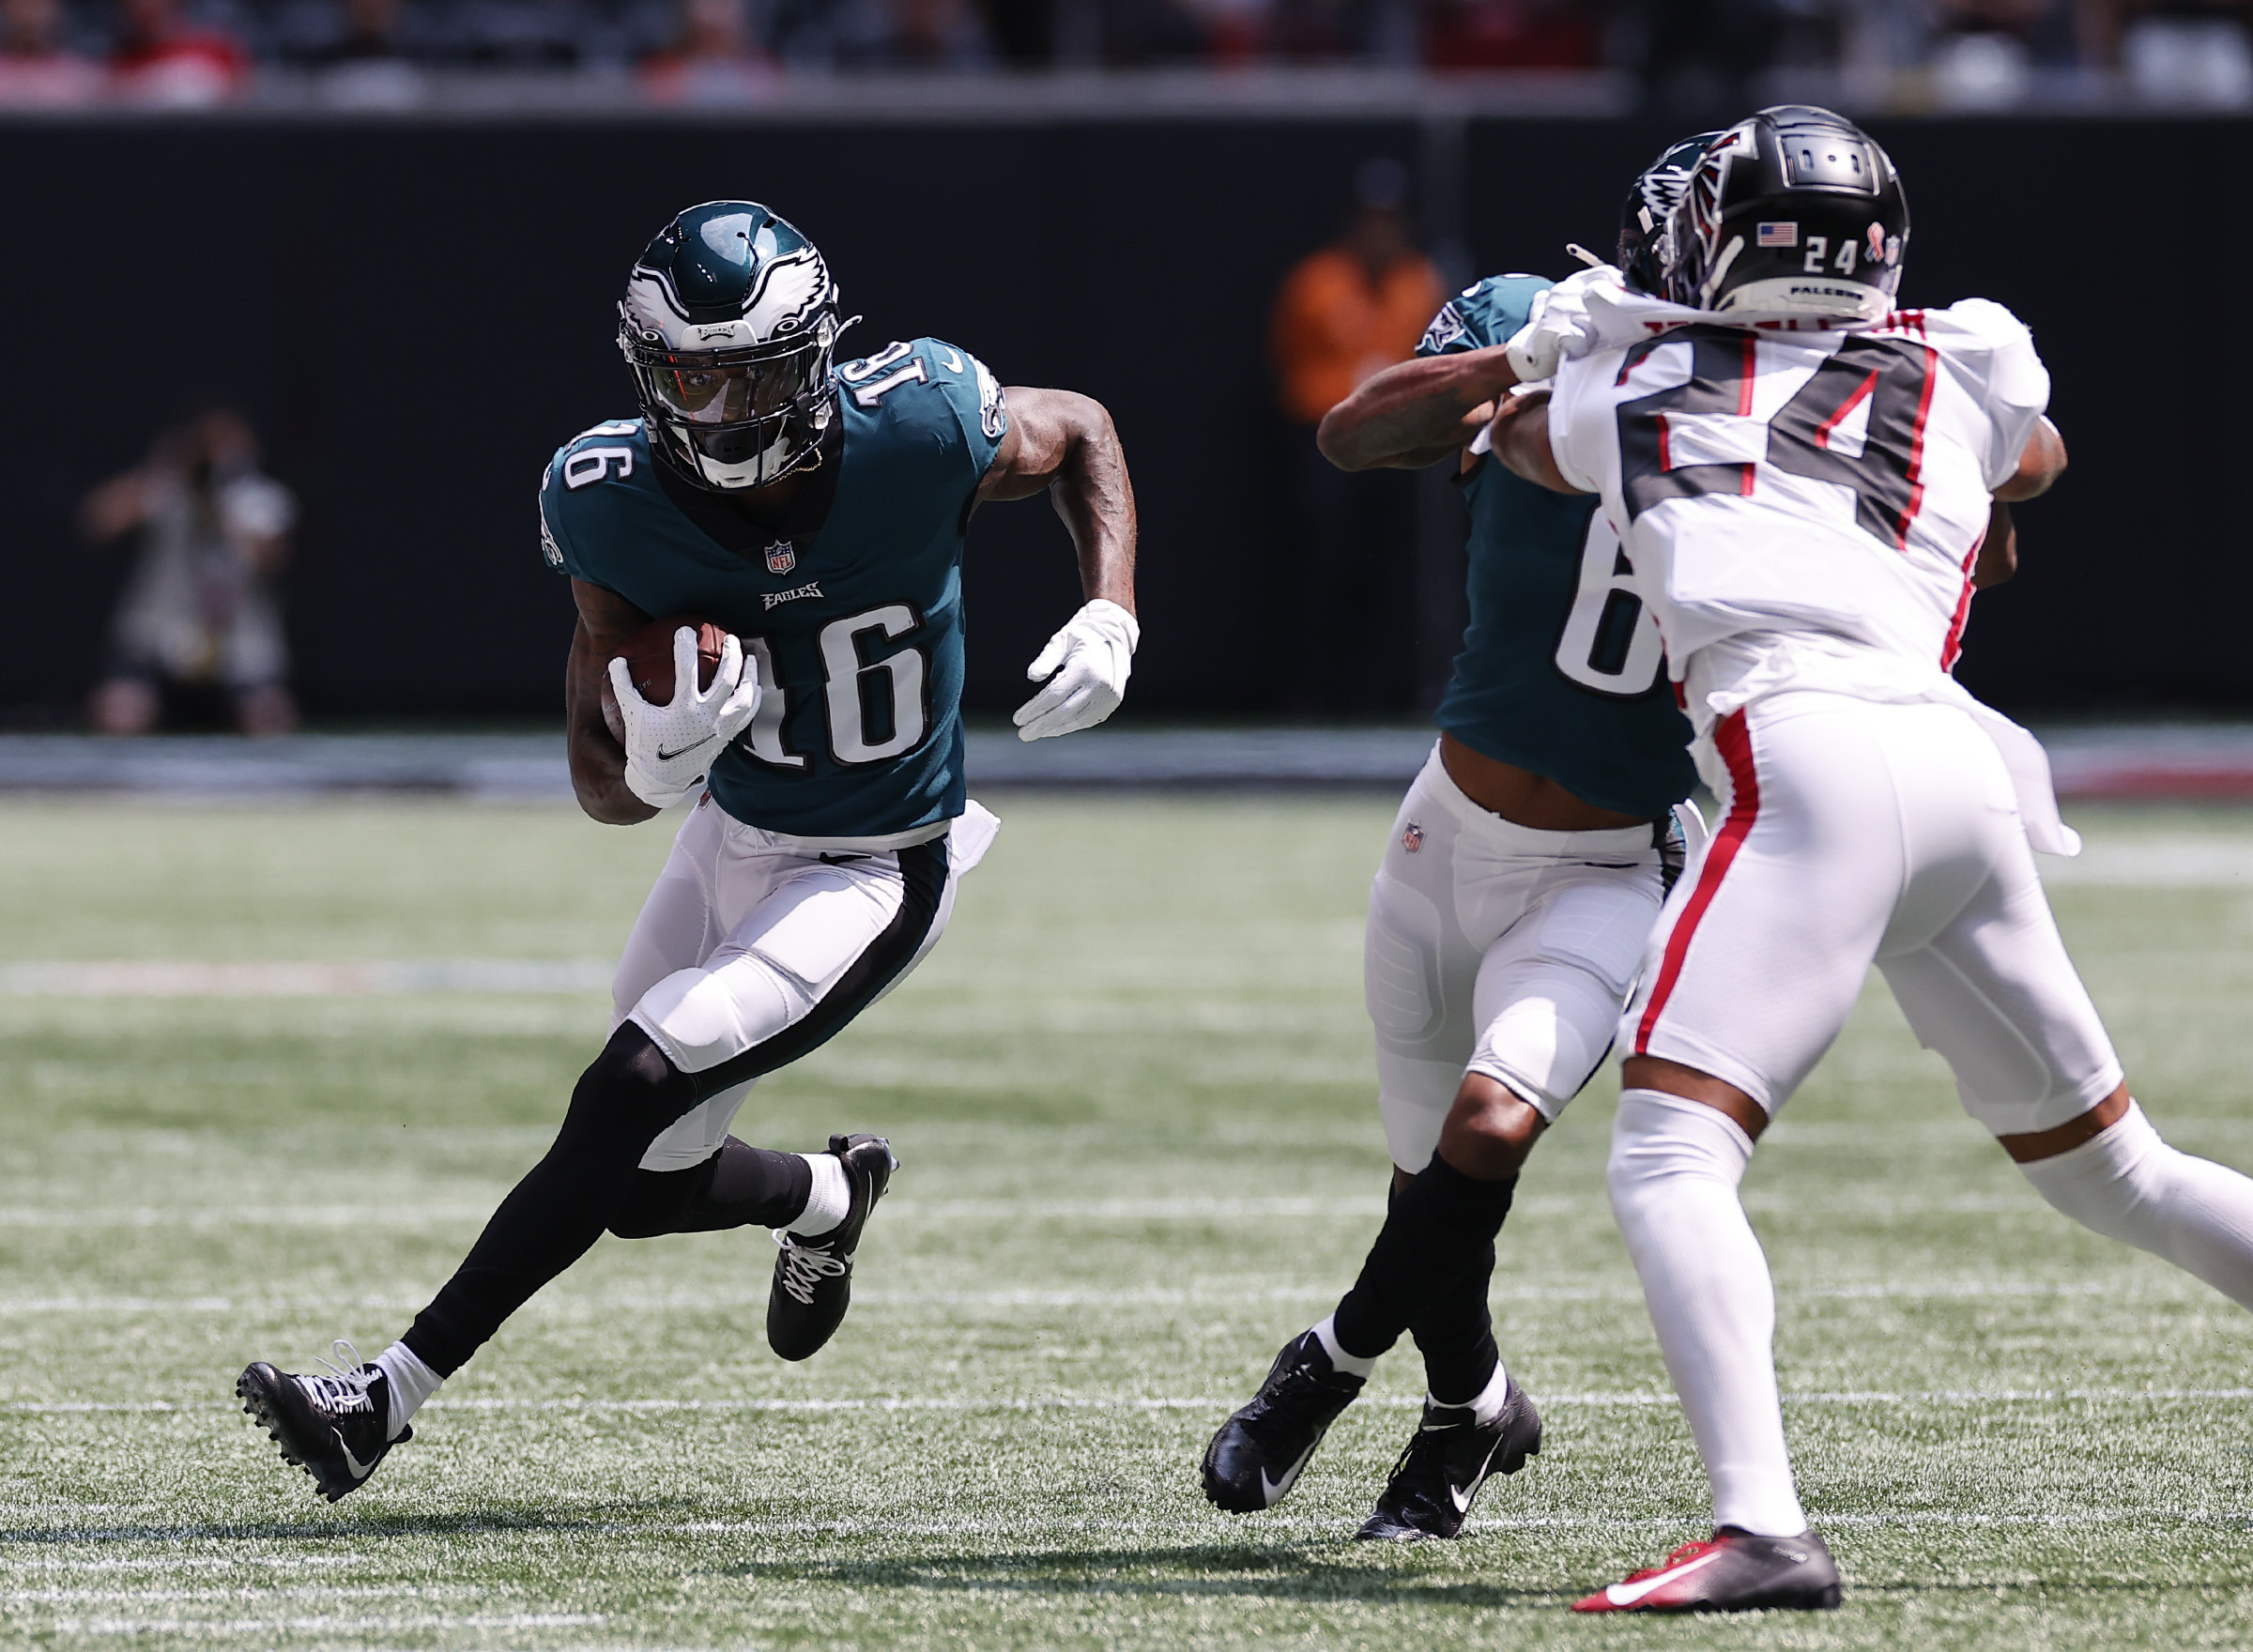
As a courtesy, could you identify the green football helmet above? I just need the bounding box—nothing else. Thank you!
[618,201,847,492]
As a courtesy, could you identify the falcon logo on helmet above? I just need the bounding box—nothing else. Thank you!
[1661,105,1908,326]
[617,201,852,493]
[1617,130,1724,296]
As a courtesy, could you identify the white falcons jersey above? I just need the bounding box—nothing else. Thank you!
[1548,298,2048,723]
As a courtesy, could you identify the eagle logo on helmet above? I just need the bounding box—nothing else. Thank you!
[616,201,850,496]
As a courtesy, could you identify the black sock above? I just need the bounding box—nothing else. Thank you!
[607,1139,812,1238]
[1331,1157,1516,1363]
[402,1024,698,1377]
[1410,1237,1501,1406]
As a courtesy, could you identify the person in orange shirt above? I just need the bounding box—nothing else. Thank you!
[1270,161,1444,714]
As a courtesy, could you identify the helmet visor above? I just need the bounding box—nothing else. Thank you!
[641,342,824,428]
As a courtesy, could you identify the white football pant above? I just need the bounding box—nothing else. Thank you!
[615,794,998,1170]
[1366,744,1670,1171]
[1623,690,2121,1130]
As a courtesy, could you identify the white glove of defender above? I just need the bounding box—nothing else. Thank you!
[1503,263,1621,382]
[1013,598,1138,742]
[607,626,759,809]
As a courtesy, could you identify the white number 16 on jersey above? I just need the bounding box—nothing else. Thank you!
[1553,513,1666,699]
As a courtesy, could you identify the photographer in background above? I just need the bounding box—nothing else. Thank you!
[80,407,299,738]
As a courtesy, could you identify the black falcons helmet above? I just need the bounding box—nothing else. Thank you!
[1618,131,1723,295]
[1663,105,1908,324]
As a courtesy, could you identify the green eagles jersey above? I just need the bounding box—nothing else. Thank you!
[539,337,1006,839]
[1418,275,1695,818]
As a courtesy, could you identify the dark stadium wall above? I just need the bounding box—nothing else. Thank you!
[0,115,2227,724]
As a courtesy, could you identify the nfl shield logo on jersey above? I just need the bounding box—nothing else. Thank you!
[764,541,797,575]
[1402,823,1424,854]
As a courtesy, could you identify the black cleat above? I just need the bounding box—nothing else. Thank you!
[1356,1375,1542,1541]
[1572,1526,1844,1613]
[767,1133,897,1362]
[1201,1330,1366,1513]
[236,1342,408,1504]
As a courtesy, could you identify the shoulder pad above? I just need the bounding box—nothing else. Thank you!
[1418,274,1555,356]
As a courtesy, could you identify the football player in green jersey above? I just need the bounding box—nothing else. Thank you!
[238,201,1139,1503]
[1202,139,1712,1540]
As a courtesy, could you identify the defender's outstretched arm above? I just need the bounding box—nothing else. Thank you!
[565,577,661,826]
[1318,346,1523,472]
[977,387,1138,613]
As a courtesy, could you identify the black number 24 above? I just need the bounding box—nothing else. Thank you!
[1616,326,1938,551]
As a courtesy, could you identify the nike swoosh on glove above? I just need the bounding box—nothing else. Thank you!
[608,627,759,808]
[1504,263,1626,382]
[1013,599,1138,742]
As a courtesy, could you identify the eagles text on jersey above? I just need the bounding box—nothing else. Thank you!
[538,338,1006,839]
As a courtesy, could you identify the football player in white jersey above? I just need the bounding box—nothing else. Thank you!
[1489,106,2253,1613]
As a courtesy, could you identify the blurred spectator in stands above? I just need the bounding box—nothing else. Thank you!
[2090,0,2253,104]
[777,0,994,67]
[1923,0,2073,105]
[108,0,250,104]
[280,0,438,106]
[641,0,776,101]
[1631,0,1776,111]
[447,0,589,67]
[0,0,101,104]
[80,409,299,739]
[1423,0,1596,67]
[1269,159,1442,715]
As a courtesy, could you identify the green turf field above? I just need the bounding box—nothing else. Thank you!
[2,792,2251,1649]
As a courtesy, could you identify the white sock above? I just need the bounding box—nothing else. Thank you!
[1434,1358,1512,1426]
[791,1153,851,1237]
[373,1342,442,1441]
[1607,1088,1807,1537]
[2019,1101,2253,1308]
[1310,1313,1379,1379]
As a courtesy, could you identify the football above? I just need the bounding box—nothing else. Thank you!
[602,615,731,742]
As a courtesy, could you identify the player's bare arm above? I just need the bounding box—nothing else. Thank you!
[1317,347,1520,472]
[977,386,1138,612]
[1488,392,1588,497]
[1977,421,2063,588]
[565,577,658,827]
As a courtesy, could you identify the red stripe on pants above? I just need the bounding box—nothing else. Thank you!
[1634,709,1760,1054]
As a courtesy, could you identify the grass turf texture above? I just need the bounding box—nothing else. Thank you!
[1,794,2250,1649]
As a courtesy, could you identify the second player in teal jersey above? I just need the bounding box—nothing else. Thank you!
[1203,138,1710,1540]
[238,201,1140,1503]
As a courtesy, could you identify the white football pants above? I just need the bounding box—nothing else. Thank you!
[1623,691,2121,1130]
[1365,744,1669,1171]
[615,794,998,1170]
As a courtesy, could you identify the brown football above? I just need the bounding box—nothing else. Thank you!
[602,615,731,742]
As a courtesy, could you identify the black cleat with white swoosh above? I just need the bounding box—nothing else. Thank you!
[1201,1330,1365,1513]
[766,1133,897,1362]
[236,1343,408,1504]
[1355,1377,1542,1541]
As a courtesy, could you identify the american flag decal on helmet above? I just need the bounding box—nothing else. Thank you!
[1756,222,1798,247]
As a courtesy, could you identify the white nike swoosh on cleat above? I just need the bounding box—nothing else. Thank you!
[1603,1550,1724,1607]
[338,1440,376,1481]
[1260,1443,1318,1506]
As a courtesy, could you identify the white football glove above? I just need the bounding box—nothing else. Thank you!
[1013,599,1138,742]
[1503,263,1622,382]
[607,626,759,809]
